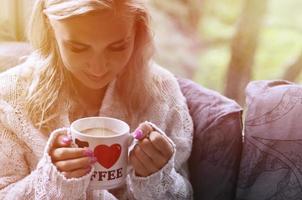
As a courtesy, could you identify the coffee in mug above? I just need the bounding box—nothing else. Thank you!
[82,127,118,137]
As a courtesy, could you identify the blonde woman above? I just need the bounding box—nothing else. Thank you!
[0,0,193,199]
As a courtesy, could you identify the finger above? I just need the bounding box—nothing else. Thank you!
[51,147,93,162]
[53,134,72,148]
[133,145,159,173]
[149,131,174,158]
[138,138,167,169]
[62,166,92,179]
[55,156,95,172]
[133,122,153,140]
[129,151,149,177]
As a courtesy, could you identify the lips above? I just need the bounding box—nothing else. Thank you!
[84,72,106,81]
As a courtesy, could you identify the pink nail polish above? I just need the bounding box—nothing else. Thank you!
[83,148,94,157]
[62,136,72,144]
[134,129,143,140]
[90,157,97,164]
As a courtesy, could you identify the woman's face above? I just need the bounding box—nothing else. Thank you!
[50,11,135,90]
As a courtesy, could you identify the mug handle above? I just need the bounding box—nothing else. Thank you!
[127,133,136,175]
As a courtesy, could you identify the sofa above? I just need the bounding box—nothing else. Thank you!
[236,80,302,200]
[184,77,302,200]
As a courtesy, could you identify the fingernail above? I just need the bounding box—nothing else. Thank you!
[62,136,72,144]
[90,157,97,164]
[83,148,94,157]
[134,129,143,140]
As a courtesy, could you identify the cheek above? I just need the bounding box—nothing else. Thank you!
[109,47,134,72]
[59,48,87,71]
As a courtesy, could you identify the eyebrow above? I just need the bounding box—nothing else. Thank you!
[65,37,129,47]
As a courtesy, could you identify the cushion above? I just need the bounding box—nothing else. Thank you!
[0,42,31,72]
[236,80,302,199]
[178,78,243,200]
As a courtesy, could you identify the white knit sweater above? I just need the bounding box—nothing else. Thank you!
[0,61,193,200]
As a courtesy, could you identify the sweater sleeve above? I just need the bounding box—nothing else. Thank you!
[0,125,92,200]
[128,77,194,199]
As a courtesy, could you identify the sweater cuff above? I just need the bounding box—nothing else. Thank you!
[129,147,178,199]
[34,128,92,200]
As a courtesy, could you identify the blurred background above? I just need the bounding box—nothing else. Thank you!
[0,0,301,105]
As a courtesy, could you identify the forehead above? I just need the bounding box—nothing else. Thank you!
[51,10,135,44]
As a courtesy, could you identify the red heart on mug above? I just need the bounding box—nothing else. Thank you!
[93,144,122,169]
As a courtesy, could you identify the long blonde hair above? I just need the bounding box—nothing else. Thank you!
[26,0,157,132]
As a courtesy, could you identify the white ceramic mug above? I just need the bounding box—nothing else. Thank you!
[70,117,132,190]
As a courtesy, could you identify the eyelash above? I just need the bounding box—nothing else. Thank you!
[69,43,129,53]
[69,46,87,53]
[109,43,129,51]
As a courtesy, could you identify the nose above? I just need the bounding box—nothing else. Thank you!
[88,52,108,76]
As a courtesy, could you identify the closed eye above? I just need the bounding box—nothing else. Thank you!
[108,42,130,52]
[68,46,89,53]
[64,40,89,53]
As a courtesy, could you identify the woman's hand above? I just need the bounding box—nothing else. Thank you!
[130,122,174,177]
[49,130,96,179]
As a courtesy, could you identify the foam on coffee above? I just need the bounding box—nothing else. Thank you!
[82,127,118,136]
